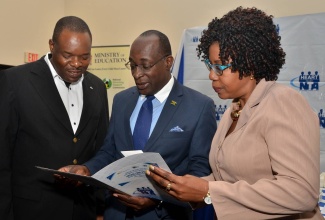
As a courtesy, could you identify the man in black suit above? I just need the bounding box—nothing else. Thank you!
[60,30,217,220]
[0,16,109,220]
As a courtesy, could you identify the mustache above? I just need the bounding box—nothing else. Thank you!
[67,67,83,71]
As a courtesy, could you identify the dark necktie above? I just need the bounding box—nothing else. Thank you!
[133,96,155,150]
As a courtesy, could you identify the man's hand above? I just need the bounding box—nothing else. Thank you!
[58,165,91,176]
[112,193,159,212]
[54,165,91,187]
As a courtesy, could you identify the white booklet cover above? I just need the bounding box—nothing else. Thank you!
[36,152,186,206]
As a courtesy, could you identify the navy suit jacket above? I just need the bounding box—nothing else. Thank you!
[0,57,109,220]
[85,79,217,220]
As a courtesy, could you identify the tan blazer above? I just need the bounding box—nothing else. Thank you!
[205,79,322,219]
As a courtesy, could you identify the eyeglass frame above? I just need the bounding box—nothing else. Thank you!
[125,55,170,73]
[204,59,231,76]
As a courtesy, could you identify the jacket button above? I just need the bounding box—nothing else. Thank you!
[73,159,78,165]
[73,137,78,143]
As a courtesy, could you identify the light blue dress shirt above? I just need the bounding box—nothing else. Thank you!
[130,75,174,137]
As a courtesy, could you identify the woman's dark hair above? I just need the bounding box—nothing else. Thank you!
[197,6,286,81]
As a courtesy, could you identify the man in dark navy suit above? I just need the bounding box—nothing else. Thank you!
[60,30,216,220]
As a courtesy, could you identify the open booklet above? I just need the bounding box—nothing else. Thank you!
[36,152,188,207]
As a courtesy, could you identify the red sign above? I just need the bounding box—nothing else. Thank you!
[24,52,39,63]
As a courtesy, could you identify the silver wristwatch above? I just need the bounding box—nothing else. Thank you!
[203,191,211,204]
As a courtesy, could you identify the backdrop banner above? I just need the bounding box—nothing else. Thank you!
[88,45,134,116]
[172,13,325,219]
[172,12,325,173]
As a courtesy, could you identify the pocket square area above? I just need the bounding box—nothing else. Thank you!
[169,126,184,132]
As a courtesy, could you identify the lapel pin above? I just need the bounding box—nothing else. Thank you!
[170,100,177,106]
[90,86,93,89]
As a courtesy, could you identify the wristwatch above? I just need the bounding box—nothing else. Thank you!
[203,191,211,204]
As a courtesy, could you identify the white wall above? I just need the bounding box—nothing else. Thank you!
[1,0,325,66]
[0,0,65,66]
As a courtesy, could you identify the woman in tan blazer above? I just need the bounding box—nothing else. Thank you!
[146,6,322,220]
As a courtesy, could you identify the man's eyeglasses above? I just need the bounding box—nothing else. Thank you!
[125,55,170,73]
[204,59,231,76]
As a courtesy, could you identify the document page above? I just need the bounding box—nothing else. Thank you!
[36,152,185,206]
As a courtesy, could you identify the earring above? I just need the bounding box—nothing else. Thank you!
[250,74,254,80]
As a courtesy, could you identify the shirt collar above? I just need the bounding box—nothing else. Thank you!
[44,52,84,84]
[139,74,174,103]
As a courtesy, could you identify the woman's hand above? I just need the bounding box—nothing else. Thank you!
[146,165,209,203]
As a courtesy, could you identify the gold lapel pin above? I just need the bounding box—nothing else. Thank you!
[170,100,177,106]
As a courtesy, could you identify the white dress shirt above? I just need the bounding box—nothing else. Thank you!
[44,53,83,134]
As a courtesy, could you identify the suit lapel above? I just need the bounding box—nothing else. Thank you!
[76,73,99,135]
[125,88,140,149]
[145,80,183,150]
[29,58,72,133]
[234,79,275,132]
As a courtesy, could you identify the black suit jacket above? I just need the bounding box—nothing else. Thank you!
[0,56,109,220]
[85,79,217,220]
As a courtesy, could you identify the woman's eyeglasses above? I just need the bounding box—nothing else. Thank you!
[204,59,231,76]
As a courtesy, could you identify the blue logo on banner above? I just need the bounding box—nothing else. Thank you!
[319,109,325,129]
[290,71,320,91]
[192,36,199,42]
[215,104,227,121]
[276,24,280,35]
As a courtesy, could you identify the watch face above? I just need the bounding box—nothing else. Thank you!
[204,196,212,204]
